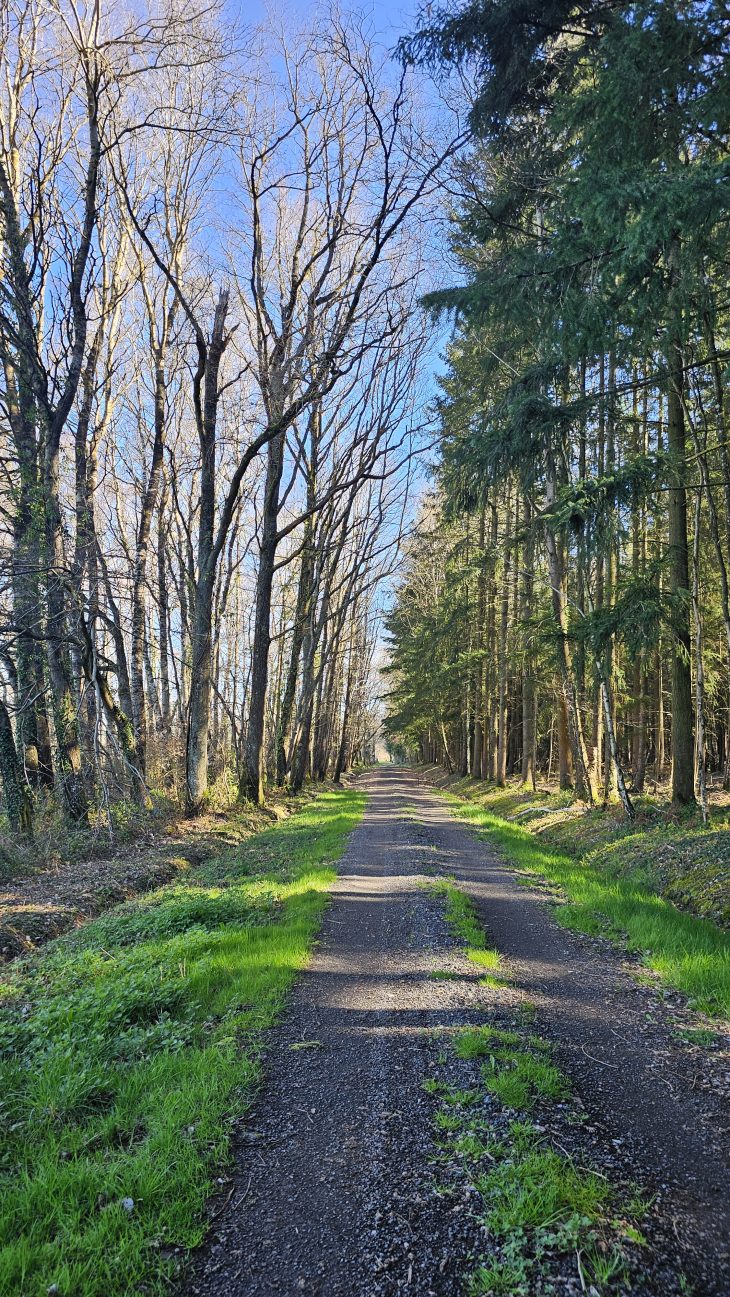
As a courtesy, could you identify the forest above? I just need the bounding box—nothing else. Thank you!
[385,0,730,823]
[0,0,451,838]
[2,3,730,1297]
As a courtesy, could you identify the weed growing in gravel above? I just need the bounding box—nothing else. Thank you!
[425,878,502,969]
[0,788,363,1297]
[475,1124,610,1234]
[451,1026,567,1112]
[482,1048,568,1110]
[443,793,730,1017]
[674,1026,720,1047]
[430,1037,636,1297]
[453,1026,520,1059]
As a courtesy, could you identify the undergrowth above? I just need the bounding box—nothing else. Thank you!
[0,787,363,1297]
[442,791,730,1018]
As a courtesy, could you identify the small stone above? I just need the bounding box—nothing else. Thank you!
[47,1287,59,1295]
[121,1197,135,1213]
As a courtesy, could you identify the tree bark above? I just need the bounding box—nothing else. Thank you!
[240,428,286,805]
[666,289,695,804]
[185,289,230,813]
[0,700,33,836]
[544,467,596,802]
[521,497,536,789]
[131,339,169,774]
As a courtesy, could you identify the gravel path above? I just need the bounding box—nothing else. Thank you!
[185,766,730,1296]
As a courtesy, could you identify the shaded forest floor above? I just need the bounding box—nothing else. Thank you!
[0,787,318,961]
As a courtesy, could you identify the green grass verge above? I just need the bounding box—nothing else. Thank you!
[440,771,730,931]
[442,792,730,1018]
[0,787,364,1297]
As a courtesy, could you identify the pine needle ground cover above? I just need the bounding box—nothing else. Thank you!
[0,787,364,1297]
[441,783,730,1019]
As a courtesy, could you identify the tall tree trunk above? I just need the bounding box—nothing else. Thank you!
[691,488,708,823]
[44,432,89,824]
[557,695,572,790]
[276,436,317,783]
[471,501,486,779]
[0,699,33,836]
[603,351,618,801]
[666,275,695,804]
[521,497,536,789]
[240,428,286,805]
[496,487,512,786]
[157,477,172,732]
[7,379,53,790]
[544,466,596,803]
[131,345,168,775]
[333,623,357,784]
[185,290,230,813]
[631,375,648,793]
[484,502,498,780]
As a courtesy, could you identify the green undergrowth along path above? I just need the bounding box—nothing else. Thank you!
[442,790,730,1019]
[0,787,364,1297]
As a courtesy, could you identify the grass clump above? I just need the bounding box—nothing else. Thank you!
[0,787,363,1297]
[675,1025,720,1047]
[453,1026,520,1059]
[426,877,502,969]
[483,1050,569,1111]
[443,792,730,1018]
[452,1026,567,1111]
[432,1026,635,1295]
[476,1124,610,1236]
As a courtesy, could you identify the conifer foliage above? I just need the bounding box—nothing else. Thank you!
[387,0,730,810]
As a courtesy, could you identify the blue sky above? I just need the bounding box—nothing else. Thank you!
[238,0,422,47]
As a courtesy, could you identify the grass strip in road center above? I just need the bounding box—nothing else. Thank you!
[0,786,364,1297]
[441,791,730,1019]
[424,877,501,970]
[424,884,652,1295]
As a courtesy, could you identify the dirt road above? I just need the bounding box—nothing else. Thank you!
[186,767,730,1296]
